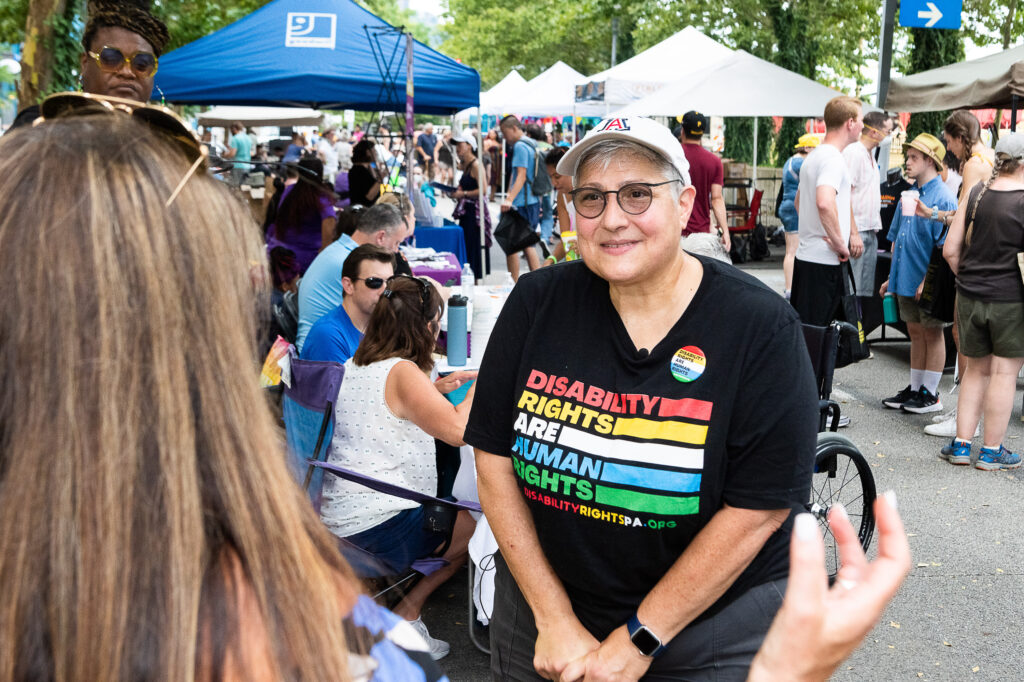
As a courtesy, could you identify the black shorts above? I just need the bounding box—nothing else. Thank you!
[791,258,844,327]
[488,552,784,682]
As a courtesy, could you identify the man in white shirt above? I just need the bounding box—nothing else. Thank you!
[317,129,340,183]
[791,96,865,327]
[843,111,893,299]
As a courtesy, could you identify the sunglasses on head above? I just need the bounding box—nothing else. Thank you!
[88,46,158,78]
[37,92,207,207]
[382,274,433,317]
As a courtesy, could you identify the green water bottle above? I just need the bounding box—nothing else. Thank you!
[882,293,899,324]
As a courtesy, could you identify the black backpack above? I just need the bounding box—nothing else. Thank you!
[521,138,553,196]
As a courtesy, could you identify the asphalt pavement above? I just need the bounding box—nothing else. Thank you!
[417,224,1024,681]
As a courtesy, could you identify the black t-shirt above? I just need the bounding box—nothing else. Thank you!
[957,182,1024,303]
[464,256,817,638]
[348,164,377,207]
[879,172,912,252]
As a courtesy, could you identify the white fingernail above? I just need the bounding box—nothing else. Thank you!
[794,513,817,542]
[838,578,857,590]
[883,490,897,510]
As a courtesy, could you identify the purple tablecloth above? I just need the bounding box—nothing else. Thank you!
[411,252,462,287]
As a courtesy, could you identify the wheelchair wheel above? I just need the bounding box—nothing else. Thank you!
[807,432,877,580]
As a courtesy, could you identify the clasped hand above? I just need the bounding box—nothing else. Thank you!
[433,370,477,394]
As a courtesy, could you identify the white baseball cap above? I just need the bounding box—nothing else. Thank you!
[556,116,691,185]
[453,128,477,151]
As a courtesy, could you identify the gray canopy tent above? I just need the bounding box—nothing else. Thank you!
[884,44,1024,124]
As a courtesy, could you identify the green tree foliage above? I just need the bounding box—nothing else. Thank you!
[963,0,1022,49]
[441,0,635,87]
[905,27,965,141]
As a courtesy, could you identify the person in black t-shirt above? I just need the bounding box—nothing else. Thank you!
[465,117,817,681]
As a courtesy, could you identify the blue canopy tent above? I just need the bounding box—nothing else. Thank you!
[154,0,479,114]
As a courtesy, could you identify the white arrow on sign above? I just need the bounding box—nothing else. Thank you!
[918,1,943,27]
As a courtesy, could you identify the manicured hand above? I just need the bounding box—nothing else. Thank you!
[433,370,477,394]
[558,626,652,682]
[746,493,911,682]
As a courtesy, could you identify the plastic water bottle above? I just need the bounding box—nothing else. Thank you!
[461,262,475,301]
[447,294,468,366]
[501,272,515,294]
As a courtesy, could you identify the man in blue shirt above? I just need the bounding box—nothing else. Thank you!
[296,203,410,352]
[499,115,541,281]
[879,133,957,414]
[302,244,396,363]
[224,121,252,186]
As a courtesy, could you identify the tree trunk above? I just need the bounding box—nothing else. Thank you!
[17,0,69,107]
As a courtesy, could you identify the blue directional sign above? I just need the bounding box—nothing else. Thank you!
[899,0,963,29]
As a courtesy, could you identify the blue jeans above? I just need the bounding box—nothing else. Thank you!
[539,192,554,241]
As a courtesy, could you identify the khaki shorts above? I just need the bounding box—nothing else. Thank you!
[956,293,1024,358]
[897,295,948,328]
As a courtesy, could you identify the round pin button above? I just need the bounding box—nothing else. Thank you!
[670,346,706,383]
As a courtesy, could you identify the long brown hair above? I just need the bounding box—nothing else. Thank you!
[353,275,443,372]
[0,116,358,680]
[944,110,982,166]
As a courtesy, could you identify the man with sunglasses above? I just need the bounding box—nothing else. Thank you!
[296,203,409,353]
[301,245,395,365]
[843,111,893,301]
[12,0,168,129]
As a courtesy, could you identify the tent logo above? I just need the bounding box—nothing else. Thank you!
[285,13,337,49]
[595,118,630,133]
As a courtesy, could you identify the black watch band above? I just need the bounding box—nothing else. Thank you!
[626,613,666,658]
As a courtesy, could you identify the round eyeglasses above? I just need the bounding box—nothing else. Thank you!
[569,180,682,219]
[88,46,158,78]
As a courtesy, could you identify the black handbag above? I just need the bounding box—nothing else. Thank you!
[494,207,540,255]
[918,223,956,323]
[835,261,870,368]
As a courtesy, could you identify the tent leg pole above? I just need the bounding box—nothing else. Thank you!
[1012,95,1019,132]
[751,116,758,192]
[501,139,506,197]
[477,109,486,278]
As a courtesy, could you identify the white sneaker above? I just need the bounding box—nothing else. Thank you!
[407,617,450,660]
[924,409,981,438]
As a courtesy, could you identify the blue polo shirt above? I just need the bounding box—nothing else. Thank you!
[295,233,359,352]
[300,303,363,364]
[886,175,957,297]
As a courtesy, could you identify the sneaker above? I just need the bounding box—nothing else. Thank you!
[901,387,943,414]
[407,617,450,660]
[939,438,972,465]
[975,445,1022,471]
[924,409,981,438]
[882,385,916,409]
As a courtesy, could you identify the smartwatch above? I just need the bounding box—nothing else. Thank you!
[627,613,666,658]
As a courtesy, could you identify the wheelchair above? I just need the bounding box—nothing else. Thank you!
[802,322,877,580]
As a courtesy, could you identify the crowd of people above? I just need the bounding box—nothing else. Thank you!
[12,0,1024,679]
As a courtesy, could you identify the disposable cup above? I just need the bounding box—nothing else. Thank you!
[901,190,919,217]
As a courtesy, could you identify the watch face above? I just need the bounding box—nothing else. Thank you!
[630,626,661,656]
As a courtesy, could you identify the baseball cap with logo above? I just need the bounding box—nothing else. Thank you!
[681,110,707,137]
[995,132,1024,161]
[556,117,691,185]
[906,133,946,171]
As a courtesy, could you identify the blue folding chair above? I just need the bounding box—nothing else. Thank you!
[281,349,346,512]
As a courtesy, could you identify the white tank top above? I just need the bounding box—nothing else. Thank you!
[319,357,437,537]
[560,192,576,233]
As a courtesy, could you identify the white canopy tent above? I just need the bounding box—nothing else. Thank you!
[196,105,324,127]
[455,70,530,117]
[613,51,851,189]
[509,61,586,116]
[574,26,735,115]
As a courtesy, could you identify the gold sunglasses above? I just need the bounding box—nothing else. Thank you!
[87,45,158,78]
[36,92,206,206]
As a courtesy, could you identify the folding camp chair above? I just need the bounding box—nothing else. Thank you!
[727,188,764,263]
[281,349,346,511]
